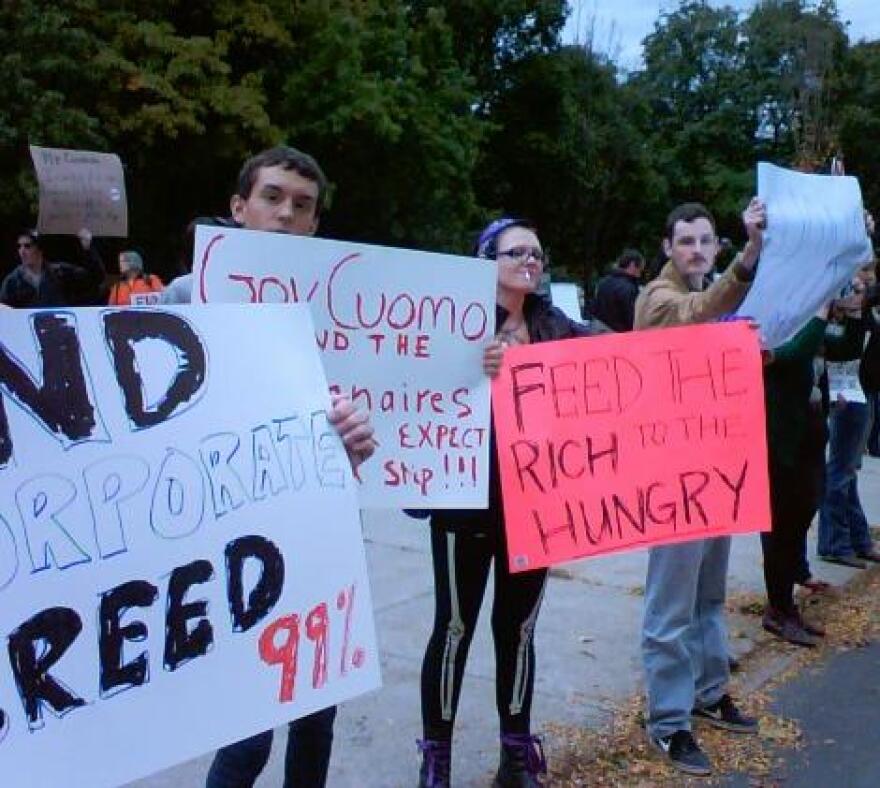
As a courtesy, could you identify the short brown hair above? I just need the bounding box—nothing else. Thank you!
[236,145,328,215]
[664,203,716,241]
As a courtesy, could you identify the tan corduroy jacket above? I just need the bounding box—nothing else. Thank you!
[634,258,753,330]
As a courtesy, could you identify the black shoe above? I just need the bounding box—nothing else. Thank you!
[417,739,450,788]
[692,694,758,733]
[650,730,711,776]
[492,733,547,787]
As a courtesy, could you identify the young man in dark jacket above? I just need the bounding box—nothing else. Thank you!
[1,228,105,307]
[593,248,644,332]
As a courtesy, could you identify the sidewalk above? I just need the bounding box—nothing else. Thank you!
[131,458,880,788]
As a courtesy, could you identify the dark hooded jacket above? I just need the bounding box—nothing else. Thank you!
[1,245,105,308]
[594,269,640,332]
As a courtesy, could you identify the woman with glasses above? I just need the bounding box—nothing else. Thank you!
[417,217,602,788]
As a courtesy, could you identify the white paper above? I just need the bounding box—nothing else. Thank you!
[193,226,497,508]
[550,282,582,322]
[0,305,379,788]
[736,162,873,348]
[827,360,867,403]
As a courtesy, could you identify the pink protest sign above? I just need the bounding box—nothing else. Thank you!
[493,322,771,572]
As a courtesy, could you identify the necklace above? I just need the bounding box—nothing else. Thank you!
[498,317,529,345]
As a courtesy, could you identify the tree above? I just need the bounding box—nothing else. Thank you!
[742,0,848,170]
[408,0,568,109]
[836,41,880,211]
[476,46,661,286]
[0,0,278,275]
[630,1,756,232]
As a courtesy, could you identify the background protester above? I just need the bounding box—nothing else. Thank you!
[593,248,644,331]
[860,258,880,456]
[1,228,105,307]
[760,307,848,646]
[107,249,164,305]
[636,200,764,777]
[819,257,880,568]
[416,216,599,788]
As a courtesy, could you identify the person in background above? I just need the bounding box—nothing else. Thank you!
[593,248,644,332]
[1,227,104,307]
[760,304,851,647]
[818,255,880,569]
[107,250,164,305]
[861,256,880,456]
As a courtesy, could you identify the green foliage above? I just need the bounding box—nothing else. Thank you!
[630,1,756,240]
[476,46,660,284]
[0,0,876,282]
[837,41,880,212]
[742,0,849,167]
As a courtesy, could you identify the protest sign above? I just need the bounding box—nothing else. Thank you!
[493,322,771,572]
[0,305,379,788]
[827,360,867,404]
[193,225,496,508]
[736,162,872,348]
[29,145,128,237]
[130,291,162,307]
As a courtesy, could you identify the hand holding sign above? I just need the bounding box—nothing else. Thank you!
[0,304,379,788]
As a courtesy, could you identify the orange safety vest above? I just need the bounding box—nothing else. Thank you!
[108,274,164,306]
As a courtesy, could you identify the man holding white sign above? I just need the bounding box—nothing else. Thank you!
[163,144,375,788]
[190,166,496,511]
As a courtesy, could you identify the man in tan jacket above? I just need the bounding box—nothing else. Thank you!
[638,200,764,776]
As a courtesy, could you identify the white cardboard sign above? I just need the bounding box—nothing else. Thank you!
[827,359,867,404]
[29,145,128,237]
[0,305,379,788]
[193,226,497,508]
[737,162,873,348]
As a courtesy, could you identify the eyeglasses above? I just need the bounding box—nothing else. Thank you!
[496,246,545,263]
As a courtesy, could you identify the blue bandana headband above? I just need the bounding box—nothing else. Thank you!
[476,216,525,258]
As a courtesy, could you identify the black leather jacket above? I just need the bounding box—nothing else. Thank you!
[0,245,105,308]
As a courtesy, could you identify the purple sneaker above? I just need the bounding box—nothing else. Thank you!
[493,733,547,787]
[417,738,451,788]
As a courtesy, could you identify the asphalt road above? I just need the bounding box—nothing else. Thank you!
[724,640,880,787]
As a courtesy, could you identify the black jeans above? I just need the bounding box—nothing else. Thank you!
[205,706,337,788]
[763,459,822,612]
[420,524,548,741]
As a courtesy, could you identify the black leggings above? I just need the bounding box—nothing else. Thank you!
[420,524,548,742]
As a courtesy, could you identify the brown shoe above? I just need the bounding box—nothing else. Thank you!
[793,610,825,637]
[762,608,818,648]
